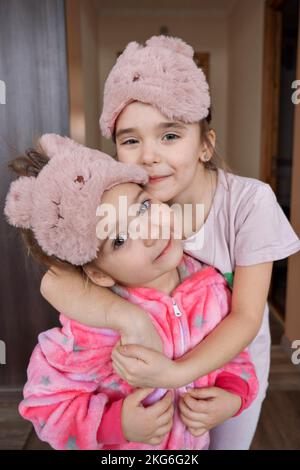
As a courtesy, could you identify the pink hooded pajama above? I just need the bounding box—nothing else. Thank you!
[19,254,258,450]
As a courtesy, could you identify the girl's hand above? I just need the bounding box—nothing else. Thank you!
[122,388,174,445]
[119,313,163,353]
[111,345,179,388]
[178,387,242,437]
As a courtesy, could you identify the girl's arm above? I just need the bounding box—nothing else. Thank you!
[178,344,260,435]
[111,262,273,388]
[175,262,273,384]
[40,266,163,352]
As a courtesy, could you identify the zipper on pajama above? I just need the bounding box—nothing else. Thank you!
[171,298,184,356]
[171,297,190,448]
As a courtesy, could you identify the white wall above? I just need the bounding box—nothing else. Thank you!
[227,0,265,177]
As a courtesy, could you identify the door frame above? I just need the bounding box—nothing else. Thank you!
[260,0,300,340]
[260,0,286,189]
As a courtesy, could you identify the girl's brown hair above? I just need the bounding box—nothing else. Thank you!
[8,148,88,280]
[200,109,230,173]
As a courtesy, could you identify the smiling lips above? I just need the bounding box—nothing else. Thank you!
[155,237,172,260]
[148,175,171,184]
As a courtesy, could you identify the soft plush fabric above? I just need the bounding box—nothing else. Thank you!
[19,254,258,450]
[4,134,148,265]
[99,35,210,139]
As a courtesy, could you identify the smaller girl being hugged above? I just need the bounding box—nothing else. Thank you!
[4,134,258,450]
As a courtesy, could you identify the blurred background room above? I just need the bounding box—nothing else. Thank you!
[0,0,299,450]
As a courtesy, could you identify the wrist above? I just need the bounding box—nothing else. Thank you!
[120,401,128,441]
[173,357,202,387]
[225,392,243,418]
[235,395,243,415]
[170,360,193,388]
[215,372,250,416]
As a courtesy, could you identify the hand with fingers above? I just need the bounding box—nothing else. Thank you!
[178,387,242,437]
[111,343,179,388]
[121,388,175,446]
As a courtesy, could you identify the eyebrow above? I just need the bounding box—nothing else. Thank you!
[115,121,187,139]
[102,187,145,247]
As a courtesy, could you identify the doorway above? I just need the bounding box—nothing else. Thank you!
[261,0,299,319]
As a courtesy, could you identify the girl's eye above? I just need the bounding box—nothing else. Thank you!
[162,133,179,141]
[122,138,139,145]
[113,233,128,249]
[137,199,151,215]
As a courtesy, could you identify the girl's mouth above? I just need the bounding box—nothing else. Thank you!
[148,175,171,184]
[154,237,173,261]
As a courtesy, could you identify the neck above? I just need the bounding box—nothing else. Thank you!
[140,266,181,295]
[168,165,217,240]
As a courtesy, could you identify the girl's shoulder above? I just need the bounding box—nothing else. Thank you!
[218,168,277,219]
[218,169,300,264]
[220,168,273,201]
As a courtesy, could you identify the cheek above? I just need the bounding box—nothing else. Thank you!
[178,152,199,168]
[166,147,198,172]
[116,146,140,165]
[115,251,155,285]
[115,145,125,162]
[108,246,149,274]
[176,157,200,183]
[169,136,198,158]
[96,253,117,279]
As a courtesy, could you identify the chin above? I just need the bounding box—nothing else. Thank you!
[145,187,178,204]
[145,183,172,198]
[161,243,184,269]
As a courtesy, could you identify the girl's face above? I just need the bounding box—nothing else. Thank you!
[88,182,183,288]
[115,101,208,203]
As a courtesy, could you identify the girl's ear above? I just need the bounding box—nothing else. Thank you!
[83,264,115,287]
[207,129,216,152]
[200,129,216,162]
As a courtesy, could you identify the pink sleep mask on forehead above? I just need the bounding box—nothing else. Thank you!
[4,134,149,265]
[99,35,210,139]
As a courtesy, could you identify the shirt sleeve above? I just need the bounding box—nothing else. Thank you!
[234,183,300,266]
[212,348,259,416]
[19,344,113,450]
[19,318,128,450]
[215,371,250,416]
[97,399,128,445]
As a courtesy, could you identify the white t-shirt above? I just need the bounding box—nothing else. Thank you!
[182,167,300,393]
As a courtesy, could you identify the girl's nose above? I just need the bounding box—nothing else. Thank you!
[141,144,161,165]
[143,235,157,248]
[142,218,164,247]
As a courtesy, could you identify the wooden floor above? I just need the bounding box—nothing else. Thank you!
[251,314,300,450]
[0,314,299,450]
